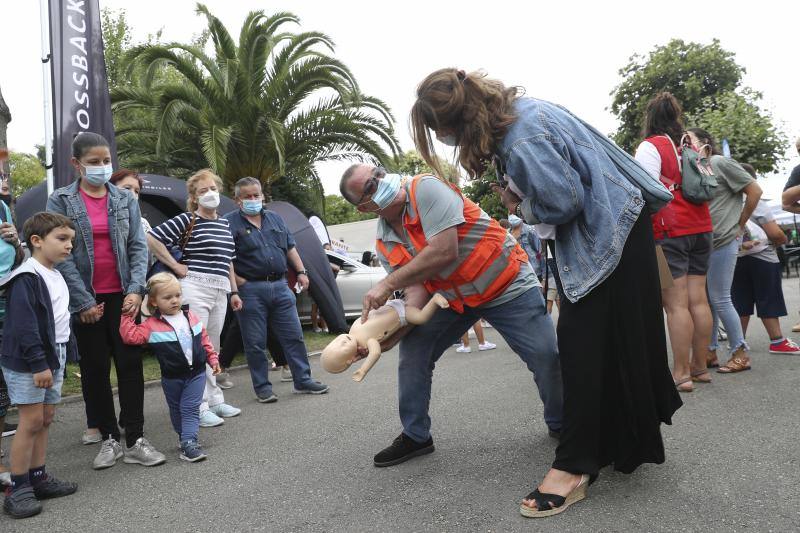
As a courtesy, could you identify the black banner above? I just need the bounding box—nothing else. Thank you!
[49,0,117,189]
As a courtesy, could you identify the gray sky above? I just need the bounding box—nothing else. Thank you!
[3,0,799,200]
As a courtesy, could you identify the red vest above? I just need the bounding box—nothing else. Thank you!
[647,136,713,239]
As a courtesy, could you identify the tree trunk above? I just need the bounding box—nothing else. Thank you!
[0,85,10,149]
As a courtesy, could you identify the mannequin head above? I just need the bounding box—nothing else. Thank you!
[321,334,361,373]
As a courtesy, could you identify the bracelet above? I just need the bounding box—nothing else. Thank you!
[229,291,239,296]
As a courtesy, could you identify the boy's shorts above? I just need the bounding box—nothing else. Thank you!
[2,344,67,405]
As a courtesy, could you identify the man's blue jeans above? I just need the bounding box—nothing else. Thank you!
[708,236,748,354]
[398,287,563,443]
[237,280,313,395]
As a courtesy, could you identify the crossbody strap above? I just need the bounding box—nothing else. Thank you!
[178,213,197,252]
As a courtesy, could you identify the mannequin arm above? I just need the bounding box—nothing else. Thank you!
[404,293,449,325]
[352,338,382,382]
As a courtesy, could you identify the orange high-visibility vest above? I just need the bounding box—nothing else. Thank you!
[376,175,528,313]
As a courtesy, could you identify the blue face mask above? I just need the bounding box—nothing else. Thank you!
[83,164,113,186]
[370,173,402,210]
[241,199,262,215]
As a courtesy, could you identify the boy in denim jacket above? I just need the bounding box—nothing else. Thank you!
[1,213,79,519]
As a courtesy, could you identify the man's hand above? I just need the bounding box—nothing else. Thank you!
[490,183,522,214]
[172,263,189,278]
[211,364,221,375]
[0,222,19,246]
[297,272,310,292]
[79,303,105,324]
[361,280,393,323]
[230,294,243,311]
[33,369,54,388]
[121,293,142,317]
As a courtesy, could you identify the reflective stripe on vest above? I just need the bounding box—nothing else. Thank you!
[376,175,526,313]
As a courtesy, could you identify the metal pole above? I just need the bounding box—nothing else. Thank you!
[39,0,54,196]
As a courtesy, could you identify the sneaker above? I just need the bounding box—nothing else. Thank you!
[373,433,435,467]
[3,485,42,519]
[81,429,102,445]
[478,342,497,351]
[769,338,800,354]
[123,437,166,467]
[280,366,293,382]
[179,440,208,463]
[209,403,241,418]
[792,322,800,333]
[199,409,225,427]
[216,372,234,390]
[1,422,17,438]
[313,326,323,333]
[456,345,471,353]
[92,438,123,470]
[0,472,10,487]
[257,392,278,403]
[293,381,329,395]
[32,474,78,500]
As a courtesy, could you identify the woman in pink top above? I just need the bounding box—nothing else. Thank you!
[46,132,166,470]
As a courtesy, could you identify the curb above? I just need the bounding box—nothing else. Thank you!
[57,352,321,405]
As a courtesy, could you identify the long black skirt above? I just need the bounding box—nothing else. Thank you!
[552,211,682,475]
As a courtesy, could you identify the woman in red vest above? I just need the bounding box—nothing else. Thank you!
[634,93,715,392]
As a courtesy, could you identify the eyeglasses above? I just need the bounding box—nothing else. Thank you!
[356,166,386,206]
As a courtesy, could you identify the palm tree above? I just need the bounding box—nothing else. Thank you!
[111,3,400,196]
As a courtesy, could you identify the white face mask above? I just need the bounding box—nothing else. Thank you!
[198,190,220,209]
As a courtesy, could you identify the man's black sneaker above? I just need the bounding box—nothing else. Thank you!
[2,422,17,438]
[3,485,43,519]
[32,475,78,500]
[373,433,435,467]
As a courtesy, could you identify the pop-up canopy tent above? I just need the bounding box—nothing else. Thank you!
[13,176,347,332]
[265,201,347,333]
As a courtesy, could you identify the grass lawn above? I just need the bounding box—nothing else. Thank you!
[60,330,337,397]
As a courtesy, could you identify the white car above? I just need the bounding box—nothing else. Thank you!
[297,250,387,323]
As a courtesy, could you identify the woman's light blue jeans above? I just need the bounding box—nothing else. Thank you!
[707,236,748,355]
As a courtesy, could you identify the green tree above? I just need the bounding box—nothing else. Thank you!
[387,150,460,183]
[461,165,507,221]
[688,89,787,173]
[8,152,45,197]
[610,39,744,152]
[269,173,325,216]
[112,3,400,197]
[323,194,376,225]
[101,8,132,89]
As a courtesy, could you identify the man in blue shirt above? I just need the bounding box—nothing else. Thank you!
[224,177,329,402]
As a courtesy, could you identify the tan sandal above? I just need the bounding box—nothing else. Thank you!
[674,377,693,392]
[691,370,712,383]
[717,356,751,374]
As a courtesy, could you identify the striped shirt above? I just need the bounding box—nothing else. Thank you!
[149,212,235,279]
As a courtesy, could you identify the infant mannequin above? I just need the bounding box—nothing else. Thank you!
[321,293,449,381]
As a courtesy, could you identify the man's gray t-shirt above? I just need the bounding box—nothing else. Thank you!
[709,156,754,250]
[375,176,538,308]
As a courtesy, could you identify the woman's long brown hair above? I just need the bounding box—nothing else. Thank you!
[411,68,521,178]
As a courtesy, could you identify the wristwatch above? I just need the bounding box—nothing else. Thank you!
[297,270,308,276]
[514,203,523,218]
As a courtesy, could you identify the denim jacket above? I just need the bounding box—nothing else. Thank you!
[46,180,148,313]
[497,98,645,303]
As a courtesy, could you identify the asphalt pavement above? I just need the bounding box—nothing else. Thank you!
[2,282,800,532]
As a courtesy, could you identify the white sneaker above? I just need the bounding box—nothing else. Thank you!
[280,366,293,382]
[199,409,225,427]
[478,342,497,351]
[81,429,102,445]
[93,438,123,470]
[313,327,323,333]
[123,437,167,467]
[210,403,241,418]
[456,345,471,353]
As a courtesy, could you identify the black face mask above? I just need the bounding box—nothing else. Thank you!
[0,194,11,206]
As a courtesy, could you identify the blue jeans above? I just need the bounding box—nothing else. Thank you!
[708,236,748,354]
[237,280,313,395]
[161,370,205,443]
[398,287,563,442]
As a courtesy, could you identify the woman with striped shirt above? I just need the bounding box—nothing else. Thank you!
[147,169,242,427]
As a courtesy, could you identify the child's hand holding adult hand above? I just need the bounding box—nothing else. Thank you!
[33,369,53,388]
[122,293,142,317]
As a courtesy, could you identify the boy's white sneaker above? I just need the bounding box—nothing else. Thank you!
[479,342,497,351]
